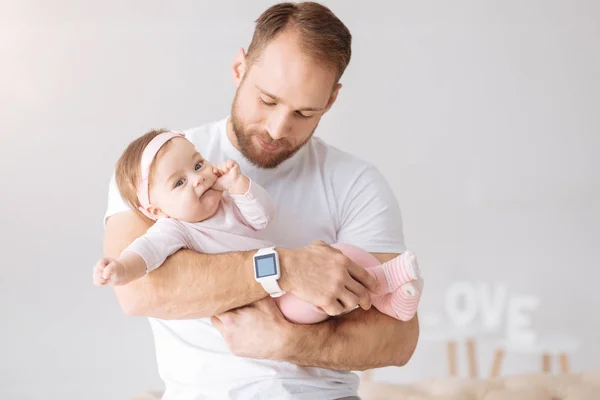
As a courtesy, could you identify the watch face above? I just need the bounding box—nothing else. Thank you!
[255,254,277,278]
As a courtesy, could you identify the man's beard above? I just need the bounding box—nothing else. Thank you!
[231,96,315,169]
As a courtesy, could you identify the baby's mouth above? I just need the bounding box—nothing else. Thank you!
[197,186,210,200]
[198,183,217,201]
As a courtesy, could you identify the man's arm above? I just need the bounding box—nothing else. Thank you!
[104,210,267,319]
[283,308,419,370]
[279,253,419,370]
[213,166,419,367]
[104,211,378,320]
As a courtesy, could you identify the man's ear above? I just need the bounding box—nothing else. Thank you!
[324,83,342,113]
[232,48,248,88]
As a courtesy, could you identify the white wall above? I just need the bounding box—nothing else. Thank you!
[1,0,598,398]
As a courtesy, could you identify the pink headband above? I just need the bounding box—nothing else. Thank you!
[137,131,185,220]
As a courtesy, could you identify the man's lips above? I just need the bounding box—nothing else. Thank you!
[257,136,281,151]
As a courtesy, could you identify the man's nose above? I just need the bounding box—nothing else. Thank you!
[265,111,291,141]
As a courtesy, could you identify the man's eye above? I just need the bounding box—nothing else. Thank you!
[260,97,276,106]
[195,162,203,171]
[295,111,312,119]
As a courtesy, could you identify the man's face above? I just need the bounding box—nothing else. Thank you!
[230,30,340,169]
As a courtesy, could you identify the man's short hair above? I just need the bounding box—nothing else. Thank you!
[246,2,352,82]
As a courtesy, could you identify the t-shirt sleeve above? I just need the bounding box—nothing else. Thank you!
[336,165,407,254]
[103,171,133,226]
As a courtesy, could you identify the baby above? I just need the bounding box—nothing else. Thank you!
[93,129,424,323]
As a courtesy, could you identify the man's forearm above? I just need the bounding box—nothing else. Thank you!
[281,309,419,371]
[117,250,269,319]
[105,211,268,319]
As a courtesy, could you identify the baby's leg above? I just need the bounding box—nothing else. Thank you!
[275,243,423,324]
[331,244,423,321]
[275,294,329,324]
[275,243,383,324]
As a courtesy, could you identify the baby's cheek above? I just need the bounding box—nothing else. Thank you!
[170,195,188,216]
[186,195,199,210]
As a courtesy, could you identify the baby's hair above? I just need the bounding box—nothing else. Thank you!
[115,128,170,219]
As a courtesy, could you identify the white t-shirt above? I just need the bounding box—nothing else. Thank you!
[104,117,406,400]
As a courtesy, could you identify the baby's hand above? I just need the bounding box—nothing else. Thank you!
[212,160,243,191]
[93,257,127,286]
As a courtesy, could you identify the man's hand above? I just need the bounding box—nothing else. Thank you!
[211,297,290,360]
[277,241,380,316]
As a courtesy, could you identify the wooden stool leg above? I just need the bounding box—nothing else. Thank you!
[542,353,552,373]
[559,354,570,373]
[466,338,478,378]
[447,341,458,377]
[490,348,504,378]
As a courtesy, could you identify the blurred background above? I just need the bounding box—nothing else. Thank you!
[1,0,598,399]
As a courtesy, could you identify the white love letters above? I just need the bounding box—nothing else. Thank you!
[445,281,539,344]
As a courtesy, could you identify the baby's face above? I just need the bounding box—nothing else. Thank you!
[148,137,222,222]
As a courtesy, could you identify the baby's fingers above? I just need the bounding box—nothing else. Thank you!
[102,262,116,280]
[93,268,107,286]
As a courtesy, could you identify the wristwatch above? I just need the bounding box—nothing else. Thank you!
[253,247,285,297]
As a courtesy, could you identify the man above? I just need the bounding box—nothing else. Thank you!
[103,2,419,399]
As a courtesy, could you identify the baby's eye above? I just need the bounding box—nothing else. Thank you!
[194,162,203,171]
[174,179,185,188]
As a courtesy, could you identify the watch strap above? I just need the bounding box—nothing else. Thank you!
[260,279,285,298]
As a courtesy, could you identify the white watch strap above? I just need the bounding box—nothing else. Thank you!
[261,279,285,298]
[255,246,276,255]
[254,247,285,297]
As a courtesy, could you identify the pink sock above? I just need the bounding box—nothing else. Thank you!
[369,266,393,294]
[368,251,423,321]
[381,251,421,291]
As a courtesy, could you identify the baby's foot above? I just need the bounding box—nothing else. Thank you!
[382,250,422,292]
[400,276,424,298]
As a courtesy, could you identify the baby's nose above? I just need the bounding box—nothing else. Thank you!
[193,175,206,187]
